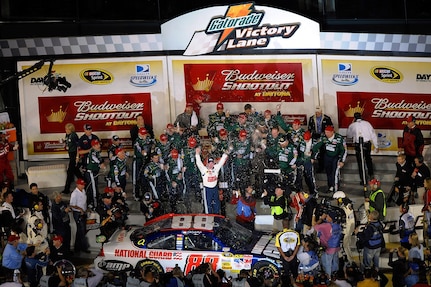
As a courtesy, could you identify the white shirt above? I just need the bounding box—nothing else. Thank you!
[196,153,228,188]
[70,188,87,212]
[1,202,16,218]
[346,119,378,147]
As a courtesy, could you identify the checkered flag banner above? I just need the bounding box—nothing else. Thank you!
[183,31,221,56]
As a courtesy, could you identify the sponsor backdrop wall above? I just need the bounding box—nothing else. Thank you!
[18,57,168,160]
[318,55,431,155]
[167,55,318,129]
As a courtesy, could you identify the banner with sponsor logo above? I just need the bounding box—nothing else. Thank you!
[18,57,168,160]
[168,55,318,132]
[318,55,431,154]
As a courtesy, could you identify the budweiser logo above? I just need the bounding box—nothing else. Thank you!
[73,100,145,122]
[74,100,144,112]
[370,97,431,121]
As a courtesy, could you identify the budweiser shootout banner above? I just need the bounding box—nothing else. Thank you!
[167,55,318,130]
[318,55,431,155]
[18,57,168,160]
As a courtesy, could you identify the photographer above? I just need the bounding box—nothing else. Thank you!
[354,210,384,271]
[140,192,163,222]
[96,193,121,241]
[388,246,409,287]
[312,209,342,278]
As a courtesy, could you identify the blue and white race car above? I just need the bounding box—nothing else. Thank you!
[94,213,282,279]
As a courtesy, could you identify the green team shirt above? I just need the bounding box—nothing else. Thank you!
[312,132,347,162]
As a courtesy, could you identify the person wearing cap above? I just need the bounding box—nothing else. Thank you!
[77,123,100,172]
[225,112,253,140]
[277,136,298,194]
[133,127,154,200]
[259,108,277,131]
[48,234,69,271]
[231,185,256,230]
[195,146,228,214]
[366,179,386,221]
[109,147,128,192]
[63,123,82,194]
[297,130,318,194]
[140,192,162,222]
[174,102,202,136]
[166,149,185,210]
[399,115,424,167]
[354,210,384,271]
[107,135,122,165]
[231,129,252,191]
[389,203,416,249]
[51,192,72,262]
[346,112,379,185]
[130,114,154,144]
[155,134,171,164]
[333,191,355,263]
[2,234,27,274]
[165,123,183,150]
[96,192,118,240]
[181,136,202,211]
[274,218,301,287]
[69,178,90,254]
[207,102,227,139]
[85,138,105,208]
[289,191,309,234]
[312,209,342,278]
[143,153,167,200]
[312,125,347,193]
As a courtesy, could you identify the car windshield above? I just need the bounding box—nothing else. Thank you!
[130,215,256,252]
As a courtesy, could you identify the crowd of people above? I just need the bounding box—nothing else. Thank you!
[0,101,429,287]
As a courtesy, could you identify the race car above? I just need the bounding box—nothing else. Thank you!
[94,213,282,279]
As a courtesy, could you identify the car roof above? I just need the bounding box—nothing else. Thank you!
[141,213,225,236]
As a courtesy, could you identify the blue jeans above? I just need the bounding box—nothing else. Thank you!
[405,274,419,287]
[203,186,220,214]
[320,252,339,277]
[362,247,381,270]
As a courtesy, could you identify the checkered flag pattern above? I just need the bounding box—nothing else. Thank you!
[320,32,431,53]
[183,31,221,56]
[1,31,430,57]
[0,34,163,57]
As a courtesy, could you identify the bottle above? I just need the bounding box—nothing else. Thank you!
[13,269,20,282]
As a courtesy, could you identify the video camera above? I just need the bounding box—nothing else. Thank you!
[314,198,346,224]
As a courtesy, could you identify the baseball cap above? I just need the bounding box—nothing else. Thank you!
[91,139,100,147]
[115,147,124,155]
[208,157,214,163]
[354,112,362,120]
[264,109,271,115]
[76,178,86,186]
[144,192,151,200]
[325,125,334,132]
[112,135,120,141]
[186,102,194,108]
[239,130,247,138]
[104,186,114,193]
[216,102,224,110]
[139,127,148,136]
[315,106,322,112]
[293,119,301,125]
[303,130,311,140]
[407,115,416,122]
[238,113,247,120]
[101,193,112,199]
[52,235,63,243]
[166,123,174,129]
[8,234,20,242]
[171,149,179,158]
[84,124,92,130]
[160,134,168,142]
[219,128,227,137]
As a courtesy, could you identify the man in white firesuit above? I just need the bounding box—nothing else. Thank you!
[333,191,355,263]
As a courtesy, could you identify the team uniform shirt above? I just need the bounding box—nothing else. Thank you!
[155,140,171,164]
[312,133,347,161]
[275,228,300,254]
[231,138,252,166]
[70,188,87,212]
[207,112,226,138]
[196,153,228,188]
[278,142,297,173]
[134,137,154,161]
[110,156,127,186]
[86,148,102,173]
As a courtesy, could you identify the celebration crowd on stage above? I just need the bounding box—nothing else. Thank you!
[0,101,429,287]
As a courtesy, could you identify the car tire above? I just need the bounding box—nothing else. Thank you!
[135,259,165,277]
[251,260,280,280]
